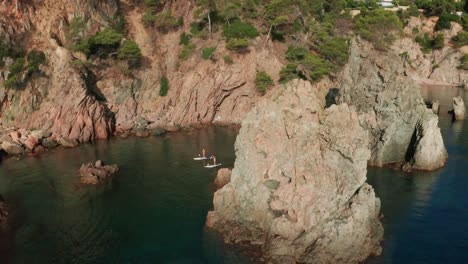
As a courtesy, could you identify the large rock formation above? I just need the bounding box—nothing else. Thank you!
[207,80,383,264]
[406,111,448,171]
[337,38,447,170]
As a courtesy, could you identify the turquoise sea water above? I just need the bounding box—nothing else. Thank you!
[0,127,258,264]
[0,86,467,263]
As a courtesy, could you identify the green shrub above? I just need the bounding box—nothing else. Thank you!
[416,33,446,52]
[226,38,250,52]
[26,50,46,73]
[433,34,445,49]
[118,40,142,62]
[223,55,234,64]
[317,37,349,66]
[223,20,259,39]
[282,46,332,82]
[190,22,206,38]
[179,43,196,60]
[90,28,123,47]
[434,13,460,31]
[255,71,273,93]
[202,47,216,61]
[279,62,302,83]
[355,9,403,50]
[143,9,157,26]
[73,39,91,56]
[180,33,192,46]
[160,75,169,96]
[5,58,25,88]
[153,10,181,32]
[452,31,468,47]
[415,33,433,53]
[8,58,25,76]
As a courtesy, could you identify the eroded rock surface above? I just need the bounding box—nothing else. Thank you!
[214,168,231,189]
[79,160,119,185]
[207,80,383,264]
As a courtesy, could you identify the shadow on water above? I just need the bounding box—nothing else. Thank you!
[0,126,259,264]
[367,85,468,264]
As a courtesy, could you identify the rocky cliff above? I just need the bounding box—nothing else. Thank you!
[0,0,283,142]
[207,80,384,263]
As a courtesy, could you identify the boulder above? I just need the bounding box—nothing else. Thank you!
[206,80,383,264]
[1,140,24,155]
[79,160,119,185]
[214,168,231,189]
[30,130,51,139]
[453,96,465,120]
[23,135,39,150]
[42,138,58,149]
[432,100,440,114]
[407,111,448,170]
[57,137,79,148]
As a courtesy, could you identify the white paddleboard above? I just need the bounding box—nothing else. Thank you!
[193,157,213,160]
[204,163,222,168]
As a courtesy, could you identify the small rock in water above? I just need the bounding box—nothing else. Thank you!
[79,160,119,185]
[432,100,440,114]
[453,96,465,120]
[152,128,167,137]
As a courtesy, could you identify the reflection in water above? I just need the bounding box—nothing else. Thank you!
[0,127,258,264]
[367,85,468,264]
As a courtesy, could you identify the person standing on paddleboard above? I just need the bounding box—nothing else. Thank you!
[213,155,216,165]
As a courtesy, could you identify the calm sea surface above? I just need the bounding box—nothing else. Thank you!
[0,86,467,264]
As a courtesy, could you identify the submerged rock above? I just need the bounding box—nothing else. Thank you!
[214,168,231,189]
[79,160,119,185]
[207,80,383,264]
[453,96,465,121]
[407,111,448,170]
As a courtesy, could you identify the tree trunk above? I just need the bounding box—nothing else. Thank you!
[265,25,273,46]
[208,12,212,39]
